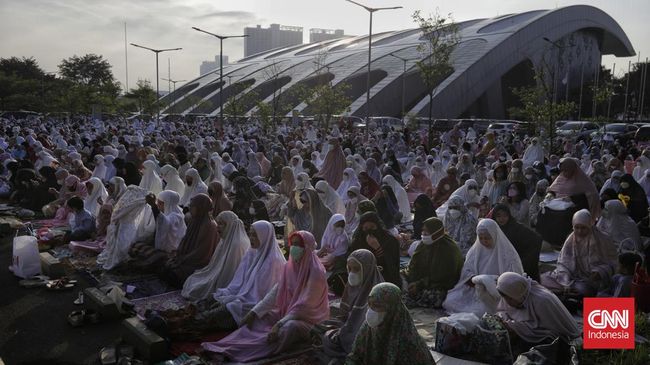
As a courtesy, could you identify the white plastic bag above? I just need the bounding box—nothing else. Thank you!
[436,312,480,335]
[10,236,41,279]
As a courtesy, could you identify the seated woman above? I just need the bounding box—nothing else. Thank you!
[182,211,251,301]
[345,283,434,365]
[201,230,329,363]
[540,209,618,298]
[443,195,478,256]
[129,190,187,269]
[405,166,434,203]
[317,214,349,272]
[548,157,601,217]
[287,189,332,244]
[500,181,530,226]
[207,181,232,219]
[322,249,384,361]
[402,217,463,308]
[348,212,401,288]
[492,204,542,282]
[619,174,650,223]
[411,194,436,241]
[147,220,286,339]
[83,177,108,218]
[161,194,219,287]
[496,272,580,355]
[344,186,363,236]
[372,185,401,232]
[44,174,88,222]
[596,199,642,253]
[443,219,524,316]
[432,166,459,208]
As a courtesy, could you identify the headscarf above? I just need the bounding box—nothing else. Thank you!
[91,155,107,181]
[406,166,433,194]
[171,193,219,282]
[554,209,618,284]
[84,177,108,217]
[596,199,641,252]
[212,220,287,325]
[104,155,117,181]
[331,249,384,354]
[320,214,349,258]
[317,139,346,189]
[299,189,333,244]
[160,164,186,198]
[412,194,436,240]
[180,168,208,206]
[277,167,296,197]
[182,211,251,301]
[522,138,544,167]
[336,168,360,200]
[359,171,380,199]
[139,160,163,195]
[344,186,362,235]
[295,172,314,191]
[154,190,186,252]
[246,152,262,178]
[256,152,271,177]
[407,217,463,291]
[108,176,127,203]
[496,272,580,343]
[619,173,650,223]
[382,175,411,222]
[346,283,434,365]
[549,158,601,217]
[316,180,345,215]
[208,181,232,218]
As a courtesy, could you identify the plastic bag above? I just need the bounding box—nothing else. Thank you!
[435,313,479,356]
[437,312,481,334]
[10,235,41,279]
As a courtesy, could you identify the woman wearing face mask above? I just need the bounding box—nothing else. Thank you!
[372,185,401,232]
[496,272,580,356]
[600,169,623,195]
[349,212,401,288]
[344,187,363,236]
[317,214,350,272]
[442,196,478,256]
[346,282,434,365]
[500,181,530,226]
[337,168,361,200]
[316,180,346,215]
[287,189,332,244]
[320,249,384,361]
[619,174,649,223]
[202,231,329,362]
[403,217,463,309]
[443,219,523,316]
[411,194,437,241]
[540,209,617,299]
[436,179,481,221]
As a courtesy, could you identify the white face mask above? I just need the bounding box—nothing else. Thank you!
[348,271,363,286]
[249,207,256,215]
[511,168,520,173]
[468,189,477,198]
[334,226,344,235]
[366,308,385,328]
[525,174,533,180]
[620,182,630,189]
[421,234,434,245]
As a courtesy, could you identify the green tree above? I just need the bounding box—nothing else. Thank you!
[302,47,350,126]
[224,87,259,120]
[123,79,157,114]
[57,54,121,113]
[0,56,54,112]
[412,9,459,145]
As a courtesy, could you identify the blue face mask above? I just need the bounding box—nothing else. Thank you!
[290,246,305,262]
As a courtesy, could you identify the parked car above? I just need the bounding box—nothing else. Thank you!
[555,121,599,141]
[590,123,638,143]
[635,124,650,149]
[486,122,518,136]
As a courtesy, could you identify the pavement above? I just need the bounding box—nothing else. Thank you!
[0,234,122,365]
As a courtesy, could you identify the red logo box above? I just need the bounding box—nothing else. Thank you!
[583,297,635,349]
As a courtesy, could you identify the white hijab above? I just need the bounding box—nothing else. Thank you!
[139,160,163,195]
[160,165,185,199]
[181,211,251,301]
[91,155,107,181]
[154,190,187,252]
[84,177,108,217]
[319,214,349,257]
[337,168,360,200]
[212,220,286,325]
[316,180,346,215]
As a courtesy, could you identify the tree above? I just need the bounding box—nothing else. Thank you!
[223,86,259,121]
[123,79,157,114]
[57,54,121,113]
[412,10,459,146]
[0,57,53,112]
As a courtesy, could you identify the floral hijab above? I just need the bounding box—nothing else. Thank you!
[346,283,434,365]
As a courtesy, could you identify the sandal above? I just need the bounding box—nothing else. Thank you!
[19,275,50,288]
[46,277,77,291]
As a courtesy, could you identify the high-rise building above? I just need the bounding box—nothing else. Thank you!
[309,28,345,43]
[244,24,303,57]
[200,55,229,76]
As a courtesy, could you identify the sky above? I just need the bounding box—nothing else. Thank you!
[0,0,648,93]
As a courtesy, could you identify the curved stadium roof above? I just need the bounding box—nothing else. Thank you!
[161,5,635,119]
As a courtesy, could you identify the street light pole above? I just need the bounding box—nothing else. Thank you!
[130,43,182,122]
[542,37,574,153]
[345,0,402,127]
[192,27,248,122]
[388,53,418,118]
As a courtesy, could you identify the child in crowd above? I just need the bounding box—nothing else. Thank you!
[65,196,96,241]
[600,252,643,297]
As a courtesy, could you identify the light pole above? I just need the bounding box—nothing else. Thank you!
[192,27,248,122]
[345,0,402,126]
[388,53,418,118]
[130,43,182,122]
[161,78,186,115]
[542,37,574,153]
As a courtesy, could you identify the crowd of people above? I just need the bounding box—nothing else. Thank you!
[3,113,649,363]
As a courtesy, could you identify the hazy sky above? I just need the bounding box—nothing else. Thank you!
[1,0,648,92]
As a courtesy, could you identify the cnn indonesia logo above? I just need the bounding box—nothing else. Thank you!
[583,298,635,349]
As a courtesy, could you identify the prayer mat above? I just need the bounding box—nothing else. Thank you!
[131,290,188,319]
[169,332,230,357]
[121,276,176,299]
